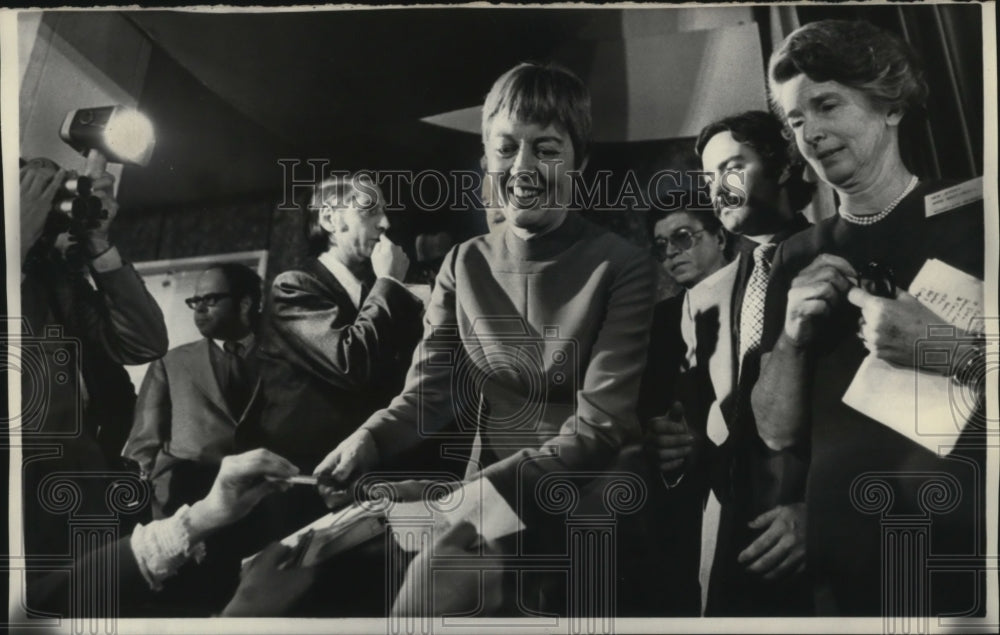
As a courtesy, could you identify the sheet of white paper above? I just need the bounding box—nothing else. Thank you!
[843,258,984,456]
[909,258,985,332]
[240,503,380,569]
[844,355,963,454]
[386,477,525,552]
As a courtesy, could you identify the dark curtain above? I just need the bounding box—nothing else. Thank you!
[786,3,984,181]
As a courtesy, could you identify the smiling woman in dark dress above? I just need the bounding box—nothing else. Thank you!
[752,19,985,616]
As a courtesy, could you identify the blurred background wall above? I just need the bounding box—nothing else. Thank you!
[17,5,985,298]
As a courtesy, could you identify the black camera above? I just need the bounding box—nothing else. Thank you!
[55,174,109,233]
[855,261,897,298]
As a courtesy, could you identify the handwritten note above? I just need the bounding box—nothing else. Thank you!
[843,259,984,456]
[909,258,984,333]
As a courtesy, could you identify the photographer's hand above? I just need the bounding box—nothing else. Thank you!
[84,172,120,257]
[19,163,65,265]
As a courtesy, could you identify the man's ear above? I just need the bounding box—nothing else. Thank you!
[319,208,347,234]
[318,208,336,233]
[239,296,253,323]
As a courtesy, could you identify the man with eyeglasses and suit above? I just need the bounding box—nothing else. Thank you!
[646,110,815,616]
[638,207,732,615]
[124,263,264,521]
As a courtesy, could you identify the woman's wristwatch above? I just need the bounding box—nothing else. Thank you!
[949,341,986,393]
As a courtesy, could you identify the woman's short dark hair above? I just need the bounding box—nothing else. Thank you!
[768,19,928,118]
[482,62,592,165]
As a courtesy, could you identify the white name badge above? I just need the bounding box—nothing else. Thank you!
[925,177,983,217]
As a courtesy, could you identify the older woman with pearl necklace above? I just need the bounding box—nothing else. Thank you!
[751,19,986,616]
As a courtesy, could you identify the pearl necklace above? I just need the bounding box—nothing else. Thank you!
[838,175,919,226]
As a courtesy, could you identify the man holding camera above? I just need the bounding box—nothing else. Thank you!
[19,157,169,560]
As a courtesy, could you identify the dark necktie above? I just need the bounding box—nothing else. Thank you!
[222,341,250,418]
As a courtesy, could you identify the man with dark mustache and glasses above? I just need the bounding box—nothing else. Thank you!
[646,110,815,615]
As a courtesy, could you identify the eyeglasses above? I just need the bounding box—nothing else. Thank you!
[652,229,706,262]
[856,261,896,298]
[185,293,234,309]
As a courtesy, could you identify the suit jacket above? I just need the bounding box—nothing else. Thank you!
[680,219,814,616]
[20,254,169,465]
[251,259,425,470]
[19,253,168,571]
[124,339,260,472]
[637,292,713,616]
[28,516,251,617]
[123,339,261,516]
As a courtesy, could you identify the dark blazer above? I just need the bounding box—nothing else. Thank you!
[19,254,168,570]
[637,293,710,616]
[20,255,169,465]
[123,338,262,517]
[250,258,424,471]
[28,521,251,617]
[703,217,814,617]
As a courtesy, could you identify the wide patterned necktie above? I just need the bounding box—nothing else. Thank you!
[737,242,777,380]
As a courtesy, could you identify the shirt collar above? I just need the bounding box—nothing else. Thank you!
[736,214,810,254]
[318,251,364,309]
[212,332,256,356]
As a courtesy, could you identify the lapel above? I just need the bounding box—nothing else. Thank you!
[185,338,235,421]
[307,258,360,322]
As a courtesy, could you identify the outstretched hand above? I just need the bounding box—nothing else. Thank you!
[187,449,299,541]
[313,429,379,508]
